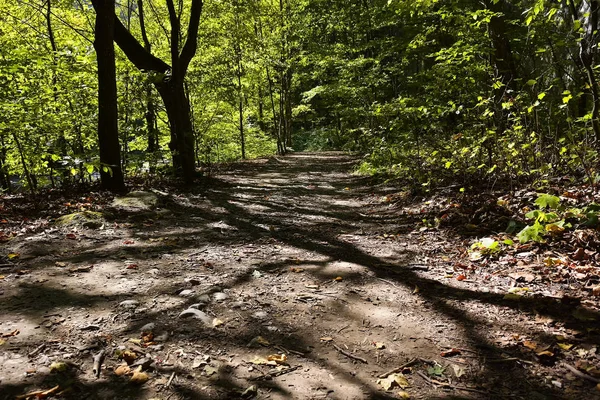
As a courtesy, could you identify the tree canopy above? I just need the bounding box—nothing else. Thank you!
[0,0,599,190]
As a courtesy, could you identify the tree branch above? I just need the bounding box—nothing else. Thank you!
[179,0,203,76]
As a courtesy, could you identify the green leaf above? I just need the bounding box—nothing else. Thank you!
[535,194,560,209]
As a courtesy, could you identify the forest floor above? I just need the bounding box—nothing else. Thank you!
[1,152,600,400]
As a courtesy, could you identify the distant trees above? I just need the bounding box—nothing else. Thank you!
[2,0,600,191]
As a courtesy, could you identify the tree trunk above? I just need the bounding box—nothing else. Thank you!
[101,0,203,183]
[486,0,518,136]
[92,0,125,192]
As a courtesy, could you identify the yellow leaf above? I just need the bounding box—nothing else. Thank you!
[374,342,385,349]
[558,343,573,350]
[0,339,5,345]
[398,391,411,399]
[49,362,68,373]
[212,318,224,327]
[267,354,288,365]
[523,341,538,350]
[377,373,409,390]
[122,350,137,364]
[412,286,419,294]
[503,293,522,300]
[130,366,149,384]
[114,364,131,376]
[250,356,277,366]
[334,276,343,282]
[7,253,19,259]
[0,275,4,279]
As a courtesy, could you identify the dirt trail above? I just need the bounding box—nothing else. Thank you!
[0,152,597,400]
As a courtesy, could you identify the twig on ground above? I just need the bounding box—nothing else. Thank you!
[16,385,60,400]
[378,357,419,378]
[166,371,176,387]
[333,344,367,364]
[28,343,46,357]
[92,349,105,378]
[488,357,534,365]
[417,370,488,395]
[561,362,600,384]
[377,278,398,287]
[250,364,302,381]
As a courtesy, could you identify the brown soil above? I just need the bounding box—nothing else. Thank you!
[1,152,599,400]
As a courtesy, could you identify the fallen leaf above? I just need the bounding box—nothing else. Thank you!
[573,248,586,261]
[55,262,66,267]
[289,267,304,273]
[373,342,385,349]
[203,365,218,376]
[440,348,461,357]
[0,339,5,345]
[0,275,4,279]
[123,240,135,245]
[212,318,224,327]
[130,366,149,383]
[267,354,288,365]
[250,356,277,366]
[377,373,409,390]
[126,264,139,270]
[320,337,333,342]
[593,286,600,297]
[503,293,522,300]
[114,364,131,376]
[334,276,343,282]
[523,341,538,350]
[122,350,137,364]
[398,391,411,399]
[66,233,77,240]
[456,274,466,281]
[558,343,574,351]
[7,252,19,259]
[247,336,270,347]
[49,362,69,373]
[452,364,466,378]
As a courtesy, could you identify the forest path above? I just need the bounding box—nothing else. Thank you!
[0,152,591,400]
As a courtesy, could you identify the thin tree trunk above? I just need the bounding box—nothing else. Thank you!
[93,0,125,192]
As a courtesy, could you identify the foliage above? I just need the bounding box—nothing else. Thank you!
[516,194,599,243]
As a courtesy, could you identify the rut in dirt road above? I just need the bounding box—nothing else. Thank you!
[1,152,595,400]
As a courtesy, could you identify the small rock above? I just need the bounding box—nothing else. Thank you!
[195,294,211,303]
[179,289,194,297]
[213,292,228,302]
[253,311,268,319]
[119,300,139,309]
[140,322,155,332]
[179,308,213,326]
[112,191,158,211]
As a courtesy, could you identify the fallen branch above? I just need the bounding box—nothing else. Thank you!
[561,362,600,384]
[92,349,105,378]
[250,364,302,381]
[333,344,367,364]
[378,357,419,378]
